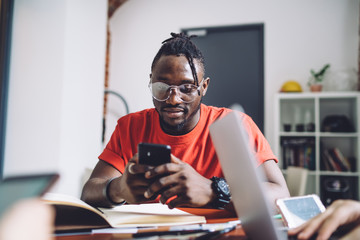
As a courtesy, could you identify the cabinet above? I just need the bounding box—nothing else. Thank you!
[274,92,360,205]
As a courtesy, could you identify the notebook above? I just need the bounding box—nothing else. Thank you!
[0,173,59,217]
[209,112,287,240]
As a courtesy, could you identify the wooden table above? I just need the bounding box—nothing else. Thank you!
[55,207,248,240]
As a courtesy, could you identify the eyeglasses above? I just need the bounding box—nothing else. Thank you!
[148,80,203,103]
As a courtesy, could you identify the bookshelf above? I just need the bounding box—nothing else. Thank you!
[274,92,360,206]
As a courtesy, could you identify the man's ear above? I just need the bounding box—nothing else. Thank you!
[202,77,210,96]
[149,73,152,84]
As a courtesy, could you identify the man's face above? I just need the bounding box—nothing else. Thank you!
[150,55,209,135]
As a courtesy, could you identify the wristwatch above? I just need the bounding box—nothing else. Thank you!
[210,176,231,209]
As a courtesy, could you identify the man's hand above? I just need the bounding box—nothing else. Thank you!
[0,199,54,240]
[143,154,214,209]
[288,199,360,240]
[114,153,155,203]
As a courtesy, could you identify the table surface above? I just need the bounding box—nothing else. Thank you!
[55,207,248,240]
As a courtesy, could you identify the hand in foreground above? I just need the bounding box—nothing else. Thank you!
[0,198,55,240]
[288,199,360,240]
[143,154,213,209]
[115,153,155,204]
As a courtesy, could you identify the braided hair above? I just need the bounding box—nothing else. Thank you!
[151,32,205,86]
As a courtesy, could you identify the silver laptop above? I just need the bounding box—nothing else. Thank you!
[209,112,286,240]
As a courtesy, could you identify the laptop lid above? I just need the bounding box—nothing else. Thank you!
[0,173,59,217]
[209,112,285,240]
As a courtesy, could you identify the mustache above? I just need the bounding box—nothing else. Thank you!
[161,104,187,112]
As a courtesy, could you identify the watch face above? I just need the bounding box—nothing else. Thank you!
[218,179,230,194]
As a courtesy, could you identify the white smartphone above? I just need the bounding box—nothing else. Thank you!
[276,194,326,229]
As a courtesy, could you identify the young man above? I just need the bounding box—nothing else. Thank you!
[81,32,289,210]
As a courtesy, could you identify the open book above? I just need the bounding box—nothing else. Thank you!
[42,193,206,232]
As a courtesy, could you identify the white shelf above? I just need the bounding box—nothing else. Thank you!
[275,92,360,205]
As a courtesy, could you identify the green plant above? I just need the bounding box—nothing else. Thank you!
[308,64,330,86]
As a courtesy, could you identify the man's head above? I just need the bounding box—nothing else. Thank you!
[150,33,210,135]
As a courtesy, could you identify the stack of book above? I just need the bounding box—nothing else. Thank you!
[281,137,315,170]
[322,147,353,172]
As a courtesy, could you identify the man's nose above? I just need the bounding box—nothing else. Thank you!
[166,87,182,105]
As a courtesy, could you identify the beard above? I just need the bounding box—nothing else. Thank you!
[157,99,202,135]
[159,116,186,132]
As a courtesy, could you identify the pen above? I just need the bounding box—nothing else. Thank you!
[133,229,210,238]
[194,225,236,240]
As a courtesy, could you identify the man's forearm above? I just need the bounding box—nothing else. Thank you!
[263,182,290,211]
[81,178,116,207]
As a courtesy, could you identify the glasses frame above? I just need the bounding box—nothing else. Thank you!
[148,79,204,103]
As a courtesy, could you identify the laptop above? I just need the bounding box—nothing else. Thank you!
[0,173,59,217]
[209,112,287,240]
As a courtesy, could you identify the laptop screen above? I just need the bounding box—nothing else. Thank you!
[0,173,59,217]
[209,112,285,240]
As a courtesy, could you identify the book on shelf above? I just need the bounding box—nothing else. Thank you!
[322,149,343,171]
[42,193,206,232]
[322,148,352,172]
[281,137,315,170]
[333,147,352,171]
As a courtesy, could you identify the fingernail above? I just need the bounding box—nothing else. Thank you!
[144,191,150,198]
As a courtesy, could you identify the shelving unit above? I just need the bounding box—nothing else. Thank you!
[274,92,360,206]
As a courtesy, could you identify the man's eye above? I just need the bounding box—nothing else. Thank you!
[155,83,169,91]
[159,85,169,91]
[180,85,195,93]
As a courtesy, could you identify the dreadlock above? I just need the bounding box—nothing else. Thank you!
[151,32,205,86]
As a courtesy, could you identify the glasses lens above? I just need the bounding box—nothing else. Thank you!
[178,84,198,94]
[150,82,170,101]
[149,82,200,103]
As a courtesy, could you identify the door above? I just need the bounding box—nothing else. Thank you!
[182,24,264,132]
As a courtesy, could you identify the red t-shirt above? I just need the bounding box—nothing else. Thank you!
[99,104,277,178]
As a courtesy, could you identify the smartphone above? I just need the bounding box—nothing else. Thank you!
[138,143,171,166]
[276,194,326,229]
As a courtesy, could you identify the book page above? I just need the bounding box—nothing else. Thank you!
[101,203,206,228]
[43,192,102,215]
[43,193,206,230]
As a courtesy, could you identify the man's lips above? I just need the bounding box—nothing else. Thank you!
[162,107,185,118]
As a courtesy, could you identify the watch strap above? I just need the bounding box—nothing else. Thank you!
[210,176,231,209]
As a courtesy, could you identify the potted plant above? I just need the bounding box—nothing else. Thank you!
[308,64,330,92]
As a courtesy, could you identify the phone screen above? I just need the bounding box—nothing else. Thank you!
[283,197,322,220]
[138,143,171,166]
[277,195,325,228]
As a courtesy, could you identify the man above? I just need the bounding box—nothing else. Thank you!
[81,32,289,210]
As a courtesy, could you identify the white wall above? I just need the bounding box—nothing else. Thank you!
[3,0,359,197]
[106,0,359,150]
[4,0,107,197]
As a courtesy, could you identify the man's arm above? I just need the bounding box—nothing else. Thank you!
[260,159,290,209]
[81,160,123,207]
[143,157,289,210]
[81,156,154,207]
